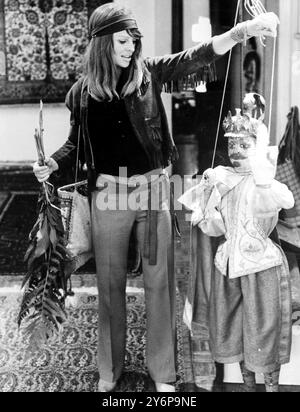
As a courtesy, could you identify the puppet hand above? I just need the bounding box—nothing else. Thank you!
[202,168,216,187]
[250,146,278,186]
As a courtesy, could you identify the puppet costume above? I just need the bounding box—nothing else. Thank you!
[179,94,295,391]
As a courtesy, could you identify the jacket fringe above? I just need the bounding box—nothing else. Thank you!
[138,77,150,96]
[162,63,217,93]
[167,145,179,165]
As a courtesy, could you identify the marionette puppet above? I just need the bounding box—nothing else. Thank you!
[179,93,295,392]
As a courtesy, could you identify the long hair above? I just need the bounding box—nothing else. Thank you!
[84,3,144,101]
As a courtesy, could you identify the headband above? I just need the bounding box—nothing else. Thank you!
[90,16,139,39]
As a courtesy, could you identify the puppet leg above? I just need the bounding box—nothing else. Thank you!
[264,367,281,393]
[239,361,257,392]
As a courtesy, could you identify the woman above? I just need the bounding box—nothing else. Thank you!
[33,3,279,392]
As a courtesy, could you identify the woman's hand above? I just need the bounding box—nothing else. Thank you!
[33,157,59,183]
[214,12,279,55]
[247,12,280,38]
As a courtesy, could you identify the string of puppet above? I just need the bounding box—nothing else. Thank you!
[187,0,243,303]
[210,0,242,168]
[244,0,277,137]
[210,0,277,168]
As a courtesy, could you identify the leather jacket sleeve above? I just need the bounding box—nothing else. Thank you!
[145,40,221,87]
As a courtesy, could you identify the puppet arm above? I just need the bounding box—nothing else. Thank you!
[178,168,226,236]
[250,142,295,216]
[196,169,227,237]
[253,181,295,217]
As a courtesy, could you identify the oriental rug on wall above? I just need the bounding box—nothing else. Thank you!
[0,0,111,104]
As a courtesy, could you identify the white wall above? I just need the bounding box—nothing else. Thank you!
[115,0,156,57]
[288,0,300,106]
[0,0,172,162]
[0,103,69,162]
[276,0,300,143]
[183,0,210,50]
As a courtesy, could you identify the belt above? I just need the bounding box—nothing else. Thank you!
[144,173,181,265]
[144,183,158,265]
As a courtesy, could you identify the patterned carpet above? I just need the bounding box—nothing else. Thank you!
[0,275,189,392]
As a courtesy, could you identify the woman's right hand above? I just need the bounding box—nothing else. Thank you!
[33,157,59,183]
[247,12,280,39]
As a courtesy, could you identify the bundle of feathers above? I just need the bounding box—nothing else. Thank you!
[18,183,72,353]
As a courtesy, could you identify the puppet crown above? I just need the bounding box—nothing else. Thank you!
[223,93,266,138]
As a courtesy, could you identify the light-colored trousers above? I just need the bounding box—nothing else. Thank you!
[209,255,292,374]
[91,173,177,383]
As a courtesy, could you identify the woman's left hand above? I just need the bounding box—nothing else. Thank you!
[247,12,280,38]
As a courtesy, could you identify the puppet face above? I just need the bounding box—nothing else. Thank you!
[228,135,256,172]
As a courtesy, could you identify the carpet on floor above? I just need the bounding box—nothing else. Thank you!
[0,276,191,392]
[0,193,39,275]
[0,192,11,216]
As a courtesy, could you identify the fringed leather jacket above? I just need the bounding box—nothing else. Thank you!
[52,41,220,192]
